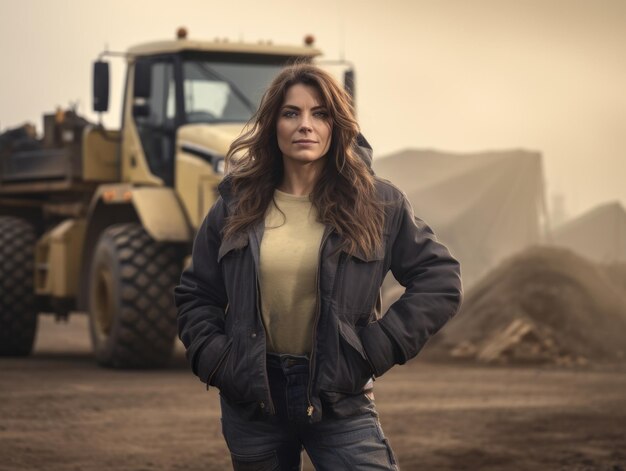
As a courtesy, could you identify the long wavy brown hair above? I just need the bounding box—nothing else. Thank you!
[224,63,384,257]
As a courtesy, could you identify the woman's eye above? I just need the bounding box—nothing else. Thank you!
[282,110,297,118]
[314,111,329,119]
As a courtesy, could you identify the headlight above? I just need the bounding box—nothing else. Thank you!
[214,157,225,175]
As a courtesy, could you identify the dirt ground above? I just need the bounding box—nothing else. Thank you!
[1,315,625,471]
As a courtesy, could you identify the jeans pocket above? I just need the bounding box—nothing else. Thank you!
[373,419,399,468]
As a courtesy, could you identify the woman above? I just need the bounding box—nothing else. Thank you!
[175,63,462,470]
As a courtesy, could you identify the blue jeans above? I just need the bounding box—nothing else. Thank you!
[220,353,399,470]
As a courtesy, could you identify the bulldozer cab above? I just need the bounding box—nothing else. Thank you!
[129,52,287,183]
[93,33,322,226]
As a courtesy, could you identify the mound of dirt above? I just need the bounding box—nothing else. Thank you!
[423,246,626,365]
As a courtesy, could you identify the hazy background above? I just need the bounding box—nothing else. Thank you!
[1,0,625,219]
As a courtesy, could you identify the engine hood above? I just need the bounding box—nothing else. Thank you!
[177,123,246,158]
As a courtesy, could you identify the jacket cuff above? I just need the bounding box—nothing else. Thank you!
[360,321,396,378]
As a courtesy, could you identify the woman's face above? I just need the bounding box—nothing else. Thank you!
[276,83,332,167]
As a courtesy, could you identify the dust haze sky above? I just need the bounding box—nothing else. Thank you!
[1,0,625,220]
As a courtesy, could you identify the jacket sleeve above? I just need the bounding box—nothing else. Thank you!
[174,198,230,384]
[360,194,463,377]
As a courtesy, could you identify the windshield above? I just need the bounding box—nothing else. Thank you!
[182,60,287,124]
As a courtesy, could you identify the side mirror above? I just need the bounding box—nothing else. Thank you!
[344,69,356,106]
[93,61,110,112]
[134,61,152,99]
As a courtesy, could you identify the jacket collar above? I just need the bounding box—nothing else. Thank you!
[217,173,235,206]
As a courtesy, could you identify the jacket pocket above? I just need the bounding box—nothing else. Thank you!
[208,339,233,389]
[337,249,385,315]
[326,320,374,394]
[214,333,254,404]
[338,319,368,361]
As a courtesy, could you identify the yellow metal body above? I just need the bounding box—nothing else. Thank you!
[82,126,120,181]
[89,183,191,242]
[127,38,320,59]
[35,219,86,297]
[175,153,222,228]
[175,123,243,227]
[120,62,164,187]
[131,186,191,241]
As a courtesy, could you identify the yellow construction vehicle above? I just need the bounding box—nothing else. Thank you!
[0,29,351,368]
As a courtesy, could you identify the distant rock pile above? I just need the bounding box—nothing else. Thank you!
[423,246,626,366]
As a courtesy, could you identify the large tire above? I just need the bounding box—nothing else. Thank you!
[0,216,37,356]
[88,223,183,368]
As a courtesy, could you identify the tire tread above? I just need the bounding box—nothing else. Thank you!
[0,216,37,356]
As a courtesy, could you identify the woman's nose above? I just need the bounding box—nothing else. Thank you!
[299,113,313,132]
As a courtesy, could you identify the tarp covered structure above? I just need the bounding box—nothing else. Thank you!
[373,148,547,288]
[551,201,626,263]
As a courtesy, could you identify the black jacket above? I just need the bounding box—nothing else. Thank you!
[174,173,462,422]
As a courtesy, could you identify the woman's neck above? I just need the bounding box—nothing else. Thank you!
[278,158,326,196]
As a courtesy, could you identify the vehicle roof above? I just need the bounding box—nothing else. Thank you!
[127,39,322,58]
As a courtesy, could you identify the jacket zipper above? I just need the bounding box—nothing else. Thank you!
[306,228,332,417]
[250,227,276,415]
[256,272,276,415]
